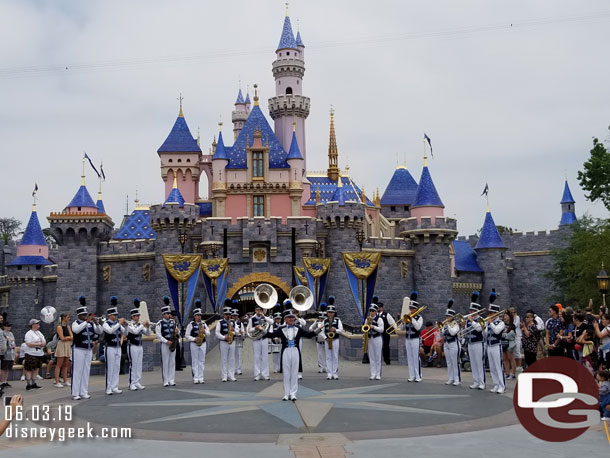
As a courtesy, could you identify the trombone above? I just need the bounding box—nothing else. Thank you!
[458,309,508,338]
[420,316,454,341]
[386,305,427,335]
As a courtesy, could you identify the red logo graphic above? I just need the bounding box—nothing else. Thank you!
[513,357,599,441]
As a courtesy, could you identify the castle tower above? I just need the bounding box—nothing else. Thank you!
[8,201,50,267]
[157,99,202,204]
[401,157,456,313]
[380,165,418,222]
[287,123,305,216]
[327,108,340,181]
[268,8,310,164]
[211,126,229,217]
[474,209,510,307]
[559,179,577,226]
[232,88,249,141]
[96,178,106,214]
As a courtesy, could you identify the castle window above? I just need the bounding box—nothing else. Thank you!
[0,292,8,307]
[178,159,182,163]
[286,87,293,95]
[187,158,191,163]
[391,206,396,212]
[253,195,265,217]
[253,152,264,178]
[168,159,173,163]
[77,207,81,211]
[404,206,408,211]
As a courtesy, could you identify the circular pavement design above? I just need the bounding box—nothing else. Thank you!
[65,377,516,442]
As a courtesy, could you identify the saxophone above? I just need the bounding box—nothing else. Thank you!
[195,321,205,346]
[168,322,179,352]
[362,316,373,355]
[226,320,235,345]
[326,320,335,350]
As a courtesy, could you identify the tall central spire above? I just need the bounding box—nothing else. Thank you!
[327,106,340,181]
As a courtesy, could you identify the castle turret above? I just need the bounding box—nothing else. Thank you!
[268,8,310,164]
[410,158,444,223]
[380,165,418,222]
[232,88,249,141]
[474,209,510,307]
[8,202,50,267]
[559,179,577,226]
[287,124,304,216]
[157,99,202,204]
[211,126,229,217]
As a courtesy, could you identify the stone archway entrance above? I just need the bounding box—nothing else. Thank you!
[227,272,292,315]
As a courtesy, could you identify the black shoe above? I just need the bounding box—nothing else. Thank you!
[26,385,32,391]
[31,383,43,389]
[4,383,11,388]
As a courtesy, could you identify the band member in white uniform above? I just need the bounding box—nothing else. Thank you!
[103,298,128,395]
[185,307,210,384]
[247,304,274,381]
[232,309,244,376]
[375,299,395,366]
[442,302,461,386]
[485,290,506,394]
[265,310,316,401]
[401,293,423,382]
[157,300,178,387]
[289,301,307,380]
[215,307,236,382]
[127,302,150,390]
[309,309,327,374]
[322,305,343,380]
[465,292,485,390]
[71,297,102,400]
[365,305,384,380]
[270,311,283,373]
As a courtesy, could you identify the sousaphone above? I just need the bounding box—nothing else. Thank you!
[289,285,314,312]
[254,283,278,310]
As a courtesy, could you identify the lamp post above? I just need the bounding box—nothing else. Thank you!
[177,231,189,369]
[597,263,609,309]
[355,229,369,363]
[178,232,189,254]
[356,229,365,251]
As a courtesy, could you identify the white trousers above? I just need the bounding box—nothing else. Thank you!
[128,344,143,388]
[298,337,303,375]
[325,339,340,376]
[105,346,121,392]
[469,342,485,387]
[252,338,269,377]
[368,336,383,378]
[235,341,242,373]
[219,340,235,380]
[486,344,505,390]
[71,347,92,397]
[405,337,422,380]
[444,341,461,383]
[282,347,300,397]
[161,342,176,385]
[190,342,207,382]
[316,342,327,371]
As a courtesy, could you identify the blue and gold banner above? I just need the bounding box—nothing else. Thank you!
[162,254,202,326]
[342,252,381,321]
[294,266,308,286]
[303,258,331,310]
[200,258,230,312]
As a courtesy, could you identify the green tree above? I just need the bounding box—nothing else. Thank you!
[0,217,21,242]
[548,215,610,310]
[578,134,610,211]
[496,225,517,235]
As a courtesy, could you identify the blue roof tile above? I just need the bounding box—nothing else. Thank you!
[67,185,97,209]
[560,211,577,225]
[96,199,106,214]
[226,105,289,169]
[287,131,303,160]
[452,240,483,272]
[296,31,304,47]
[277,16,297,50]
[380,167,419,206]
[196,202,212,217]
[475,212,506,249]
[412,166,443,207]
[561,180,575,204]
[113,209,156,240]
[7,256,51,266]
[213,132,228,160]
[235,89,245,105]
[163,186,185,208]
[245,93,251,104]
[20,210,47,246]
[157,115,202,153]
[304,176,374,206]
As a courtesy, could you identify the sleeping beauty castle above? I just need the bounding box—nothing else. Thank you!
[0,9,578,341]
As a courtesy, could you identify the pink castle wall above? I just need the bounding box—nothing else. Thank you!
[270,194,292,221]
[225,195,248,221]
[410,206,444,224]
[65,206,98,214]
[17,244,49,258]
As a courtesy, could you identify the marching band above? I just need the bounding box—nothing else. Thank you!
[63,287,520,401]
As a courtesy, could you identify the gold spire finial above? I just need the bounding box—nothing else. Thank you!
[315,185,320,204]
[81,155,86,186]
[253,84,259,106]
[32,184,37,211]
[178,92,184,117]
[337,173,343,188]
[423,136,428,167]
[285,2,289,16]
[361,186,366,203]
[172,172,178,189]
[327,105,340,181]
[197,127,201,146]
[292,120,296,132]
[297,18,300,32]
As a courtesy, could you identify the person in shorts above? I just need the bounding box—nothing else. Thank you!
[0,322,16,388]
[24,318,46,390]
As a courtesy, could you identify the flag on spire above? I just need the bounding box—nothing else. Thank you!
[32,183,38,197]
[481,183,489,197]
[84,152,101,178]
[424,133,433,158]
[100,162,106,181]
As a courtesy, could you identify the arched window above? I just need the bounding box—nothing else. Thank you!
[286,87,293,95]
[168,159,173,163]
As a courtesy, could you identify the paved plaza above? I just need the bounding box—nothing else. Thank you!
[0,339,608,456]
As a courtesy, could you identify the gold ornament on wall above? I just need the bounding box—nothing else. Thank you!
[102,265,111,284]
[400,260,408,279]
[142,263,151,282]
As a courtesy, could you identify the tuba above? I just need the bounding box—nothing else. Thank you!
[254,284,278,310]
[289,286,314,312]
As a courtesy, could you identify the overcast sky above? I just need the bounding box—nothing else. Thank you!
[1,0,609,237]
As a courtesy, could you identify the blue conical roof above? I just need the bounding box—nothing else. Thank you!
[561,180,575,204]
[277,16,297,50]
[381,167,419,205]
[560,211,577,225]
[67,185,97,209]
[296,31,304,47]
[97,198,106,214]
[475,211,506,250]
[163,186,185,208]
[412,166,443,207]
[287,131,303,160]
[245,93,251,104]
[20,209,46,246]
[213,132,228,160]
[157,115,202,153]
[330,181,347,206]
[235,89,245,105]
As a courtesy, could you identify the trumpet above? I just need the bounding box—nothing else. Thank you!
[483,309,508,324]
[420,317,454,340]
[457,317,486,338]
[387,305,427,335]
